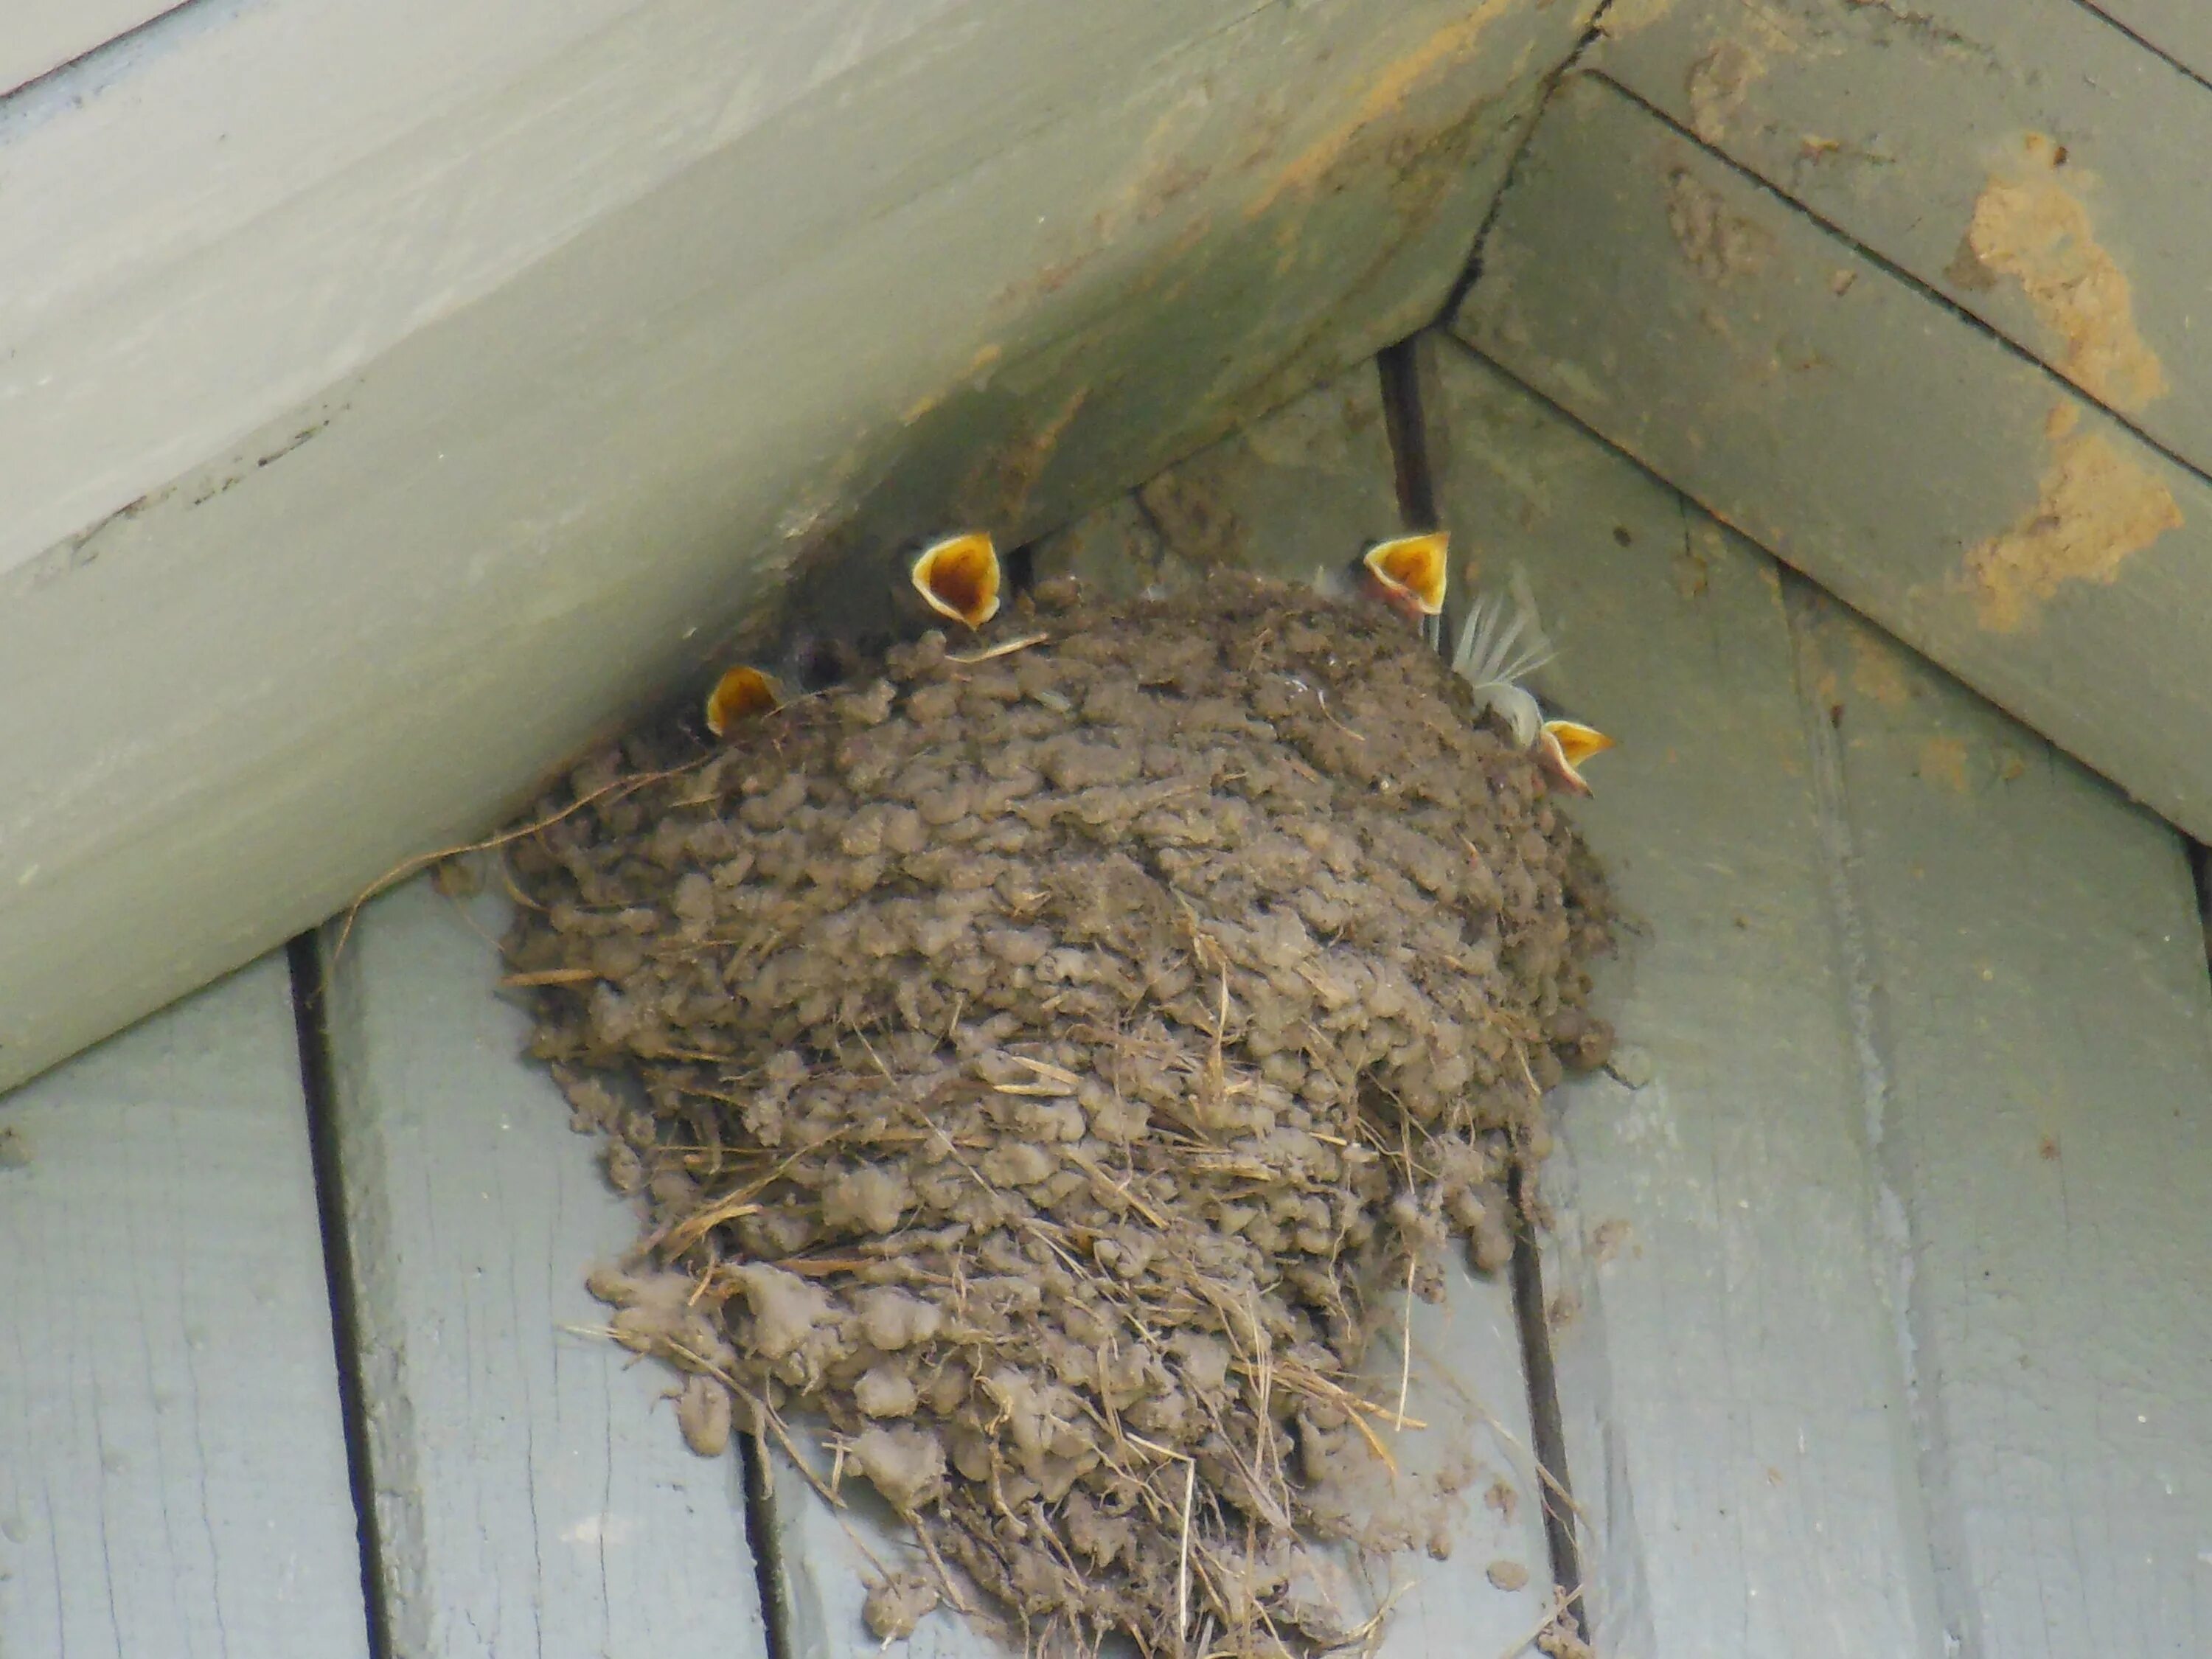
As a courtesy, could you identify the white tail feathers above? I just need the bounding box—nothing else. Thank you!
[1451,568,1555,748]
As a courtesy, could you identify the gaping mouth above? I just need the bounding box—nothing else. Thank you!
[911,532,1002,629]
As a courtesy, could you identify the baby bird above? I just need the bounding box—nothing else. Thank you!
[703,530,1004,739]
[703,664,781,737]
[1452,571,1614,795]
[906,531,1001,630]
[1315,532,1451,631]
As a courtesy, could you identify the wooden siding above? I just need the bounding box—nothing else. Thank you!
[1590,0,2212,487]
[0,954,370,1658]
[317,877,771,1658]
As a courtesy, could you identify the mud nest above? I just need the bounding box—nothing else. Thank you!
[503,573,1610,1656]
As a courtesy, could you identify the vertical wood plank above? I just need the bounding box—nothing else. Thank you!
[1425,335,1947,1656]
[0,953,370,1658]
[320,874,771,1658]
[1801,596,2212,1657]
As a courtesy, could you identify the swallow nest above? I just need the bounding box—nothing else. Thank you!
[504,574,1610,1658]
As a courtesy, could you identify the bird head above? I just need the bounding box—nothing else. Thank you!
[1534,719,1614,796]
[703,664,782,737]
[908,531,1001,630]
[1453,570,1615,794]
[1356,532,1449,623]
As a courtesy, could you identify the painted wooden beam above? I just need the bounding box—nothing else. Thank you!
[1590,0,2212,472]
[1453,74,2212,844]
[316,875,771,1658]
[0,0,1598,1093]
[1422,336,1946,1656]
[1,1,175,96]
[0,953,370,1658]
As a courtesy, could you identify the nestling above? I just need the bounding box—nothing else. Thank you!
[1452,570,1614,795]
[1313,532,1451,627]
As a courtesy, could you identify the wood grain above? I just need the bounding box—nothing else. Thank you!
[1426,326,2212,1653]
[318,874,770,1658]
[1796,593,2212,1657]
[0,953,371,1658]
[1423,335,1946,1657]
[0,0,1597,1093]
[1453,73,2212,844]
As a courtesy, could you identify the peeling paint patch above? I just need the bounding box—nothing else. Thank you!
[1685,41,1760,142]
[1599,0,1679,36]
[1917,737,1969,793]
[1964,133,2167,411]
[559,1513,637,1548]
[1663,168,1775,283]
[1248,0,1519,218]
[1848,630,1911,709]
[1960,403,2181,632]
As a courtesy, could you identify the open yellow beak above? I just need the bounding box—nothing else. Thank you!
[1537,718,1613,796]
[1361,532,1449,619]
[703,664,781,737]
[911,531,1001,630]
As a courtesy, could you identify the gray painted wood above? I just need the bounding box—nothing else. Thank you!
[1453,73,2212,846]
[1030,494,1185,603]
[1,1,175,94]
[0,0,1599,1095]
[770,365,1562,1658]
[1427,328,2212,1653]
[1590,0,2212,465]
[0,953,371,1658]
[2084,0,2212,83]
[319,874,770,1658]
[1796,593,2212,1657]
[1037,362,1407,594]
[1424,336,1946,1656]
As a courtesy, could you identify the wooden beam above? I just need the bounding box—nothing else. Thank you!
[316,876,771,1657]
[0,0,1599,1093]
[1590,0,2212,471]
[1453,73,2212,842]
[0,953,370,1657]
[1422,335,1947,1655]
[1,1,175,96]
